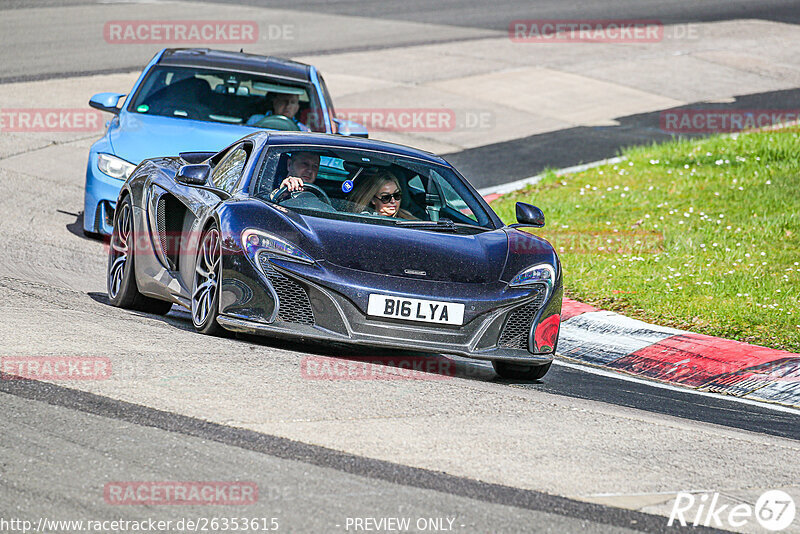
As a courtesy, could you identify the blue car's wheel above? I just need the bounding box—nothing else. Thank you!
[191,224,225,335]
[107,195,172,315]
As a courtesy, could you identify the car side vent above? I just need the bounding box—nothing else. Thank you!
[497,285,547,349]
[258,253,315,325]
[156,197,169,257]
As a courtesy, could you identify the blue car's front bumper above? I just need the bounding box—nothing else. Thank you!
[83,147,126,235]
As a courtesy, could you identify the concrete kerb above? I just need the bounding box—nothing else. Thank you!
[477,156,625,201]
[482,156,800,410]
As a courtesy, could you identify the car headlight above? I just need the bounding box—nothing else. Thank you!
[509,263,555,288]
[97,153,135,180]
[242,229,314,264]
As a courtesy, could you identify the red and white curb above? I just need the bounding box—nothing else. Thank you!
[558,299,800,409]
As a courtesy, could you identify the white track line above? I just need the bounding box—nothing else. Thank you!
[477,156,625,197]
[553,358,800,415]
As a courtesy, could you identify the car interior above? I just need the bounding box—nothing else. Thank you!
[132,68,324,131]
[256,149,485,228]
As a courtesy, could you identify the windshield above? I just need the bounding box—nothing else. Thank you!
[127,66,326,132]
[251,146,496,231]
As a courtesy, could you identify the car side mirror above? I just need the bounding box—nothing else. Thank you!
[512,202,545,228]
[333,118,369,138]
[176,164,211,186]
[89,92,126,115]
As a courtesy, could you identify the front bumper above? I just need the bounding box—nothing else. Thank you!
[219,252,562,363]
[83,153,124,235]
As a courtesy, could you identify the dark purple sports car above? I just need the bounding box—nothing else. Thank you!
[106,131,562,379]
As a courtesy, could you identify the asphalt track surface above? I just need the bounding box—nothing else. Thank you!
[2,2,800,533]
[3,1,800,187]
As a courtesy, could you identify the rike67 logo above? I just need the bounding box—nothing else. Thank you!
[669,490,796,531]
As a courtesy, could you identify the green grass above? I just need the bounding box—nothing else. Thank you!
[492,126,800,352]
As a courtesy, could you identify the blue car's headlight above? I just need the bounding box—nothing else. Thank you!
[97,153,135,180]
[509,263,555,288]
[242,229,314,264]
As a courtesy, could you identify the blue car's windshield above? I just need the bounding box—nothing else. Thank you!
[251,146,497,231]
[127,66,327,132]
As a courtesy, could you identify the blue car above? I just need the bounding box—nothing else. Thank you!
[84,47,366,235]
[106,131,562,380]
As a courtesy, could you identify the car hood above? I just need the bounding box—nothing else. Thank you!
[109,112,261,164]
[292,214,510,284]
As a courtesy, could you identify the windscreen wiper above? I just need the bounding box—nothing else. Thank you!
[395,218,476,231]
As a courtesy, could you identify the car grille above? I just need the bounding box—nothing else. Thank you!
[497,285,547,350]
[258,253,315,325]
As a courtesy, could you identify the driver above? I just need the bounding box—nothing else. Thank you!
[276,151,320,193]
[247,93,310,131]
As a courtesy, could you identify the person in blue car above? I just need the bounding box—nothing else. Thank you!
[247,93,310,131]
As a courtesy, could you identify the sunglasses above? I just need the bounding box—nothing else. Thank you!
[374,192,402,203]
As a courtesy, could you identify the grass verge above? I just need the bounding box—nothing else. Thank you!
[492,125,800,352]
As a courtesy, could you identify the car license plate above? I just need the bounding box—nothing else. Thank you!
[367,294,465,325]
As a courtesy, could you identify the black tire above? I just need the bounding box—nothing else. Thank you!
[107,195,173,315]
[191,223,226,336]
[493,361,552,381]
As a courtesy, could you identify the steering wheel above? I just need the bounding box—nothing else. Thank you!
[252,114,301,131]
[269,183,332,205]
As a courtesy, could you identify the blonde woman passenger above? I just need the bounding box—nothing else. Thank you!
[347,170,416,220]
